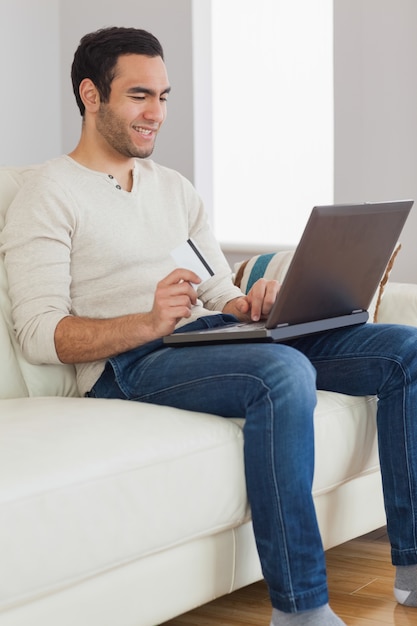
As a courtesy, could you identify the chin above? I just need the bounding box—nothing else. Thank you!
[132,145,155,159]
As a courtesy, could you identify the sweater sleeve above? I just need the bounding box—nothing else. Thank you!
[1,175,76,364]
[180,175,243,311]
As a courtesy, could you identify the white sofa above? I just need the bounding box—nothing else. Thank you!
[1,166,417,626]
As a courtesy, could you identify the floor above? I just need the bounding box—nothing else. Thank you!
[162,528,416,625]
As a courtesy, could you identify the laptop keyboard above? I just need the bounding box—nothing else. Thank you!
[219,321,267,332]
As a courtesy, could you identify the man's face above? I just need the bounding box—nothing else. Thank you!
[95,54,170,159]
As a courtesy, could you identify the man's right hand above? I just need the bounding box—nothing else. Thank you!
[149,268,202,337]
[54,268,201,364]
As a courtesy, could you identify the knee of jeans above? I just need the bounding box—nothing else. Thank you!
[404,328,417,380]
[385,325,417,386]
[241,346,317,443]
[250,344,317,402]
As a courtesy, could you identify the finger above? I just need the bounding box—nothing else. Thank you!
[249,278,270,318]
[163,268,202,286]
[247,283,265,321]
[169,280,199,304]
[261,280,280,315]
[168,297,195,320]
[248,279,280,320]
[153,292,196,330]
[168,293,196,310]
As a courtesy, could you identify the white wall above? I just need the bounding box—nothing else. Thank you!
[59,0,195,182]
[0,0,61,165]
[2,0,417,281]
[0,0,194,179]
[334,0,417,283]
[192,0,214,225]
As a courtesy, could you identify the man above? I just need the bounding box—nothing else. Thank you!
[2,26,417,626]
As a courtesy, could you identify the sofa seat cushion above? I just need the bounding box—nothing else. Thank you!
[232,390,379,496]
[0,397,247,612]
[312,391,378,494]
[0,391,379,612]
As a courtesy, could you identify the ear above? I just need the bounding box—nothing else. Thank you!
[78,78,100,113]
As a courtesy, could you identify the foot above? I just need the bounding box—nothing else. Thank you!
[394,564,417,607]
[270,604,346,625]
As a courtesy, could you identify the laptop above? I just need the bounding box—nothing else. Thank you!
[163,200,413,346]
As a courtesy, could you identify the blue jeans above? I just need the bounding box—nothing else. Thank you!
[88,315,417,613]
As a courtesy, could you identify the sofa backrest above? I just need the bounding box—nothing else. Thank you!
[0,167,79,399]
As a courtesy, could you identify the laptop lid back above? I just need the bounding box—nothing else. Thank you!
[266,200,413,329]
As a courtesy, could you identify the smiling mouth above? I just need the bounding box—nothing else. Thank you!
[133,126,155,136]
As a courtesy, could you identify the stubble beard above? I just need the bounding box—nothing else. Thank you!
[96,104,156,159]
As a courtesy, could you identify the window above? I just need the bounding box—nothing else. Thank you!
[198,0,334,248]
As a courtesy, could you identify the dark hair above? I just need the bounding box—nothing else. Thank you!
[71,26,164,116]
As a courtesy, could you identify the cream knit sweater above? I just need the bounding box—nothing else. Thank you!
[1,156,242,395]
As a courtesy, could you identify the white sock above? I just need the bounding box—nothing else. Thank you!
[394,564,417,607]
[270,604,346,625]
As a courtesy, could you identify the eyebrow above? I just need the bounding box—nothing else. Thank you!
[126,86,171,96]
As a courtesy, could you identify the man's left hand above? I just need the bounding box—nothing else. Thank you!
[224,278,280,322]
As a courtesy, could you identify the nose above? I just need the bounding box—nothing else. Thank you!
[144,97,166,124]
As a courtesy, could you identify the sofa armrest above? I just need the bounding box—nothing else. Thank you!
[376,282,417,326]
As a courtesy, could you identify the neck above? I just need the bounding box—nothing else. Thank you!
[68,142,135,192]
